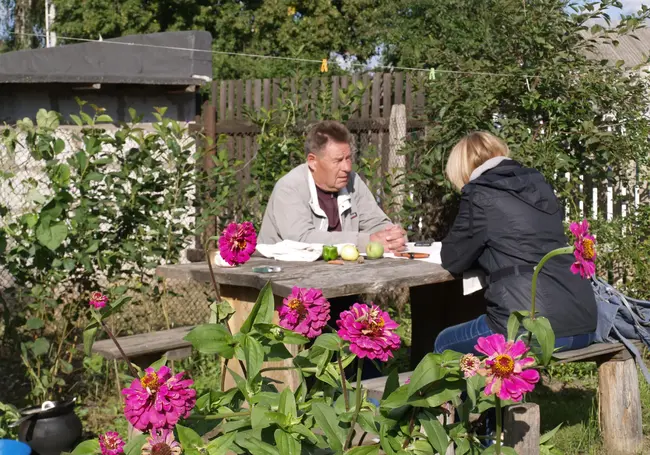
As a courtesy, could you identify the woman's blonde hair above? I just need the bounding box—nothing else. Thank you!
[445,131,510,191]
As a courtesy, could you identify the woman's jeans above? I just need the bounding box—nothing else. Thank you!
[434,314,595,355]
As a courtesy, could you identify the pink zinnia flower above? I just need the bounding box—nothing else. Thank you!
[218,221,257,266]
[569,219,596,279]
[336,303,401,362]
[279,287,331,338]
[89,291,108,309]
[99,431,125,455]
[475,334,539,402]
[122,365,196,431]
[460,353,481,378]
[141,429,182,455]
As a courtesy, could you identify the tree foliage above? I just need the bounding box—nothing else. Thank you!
[50,0,385,79]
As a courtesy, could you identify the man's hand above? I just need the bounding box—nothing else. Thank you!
[370,225,407,253]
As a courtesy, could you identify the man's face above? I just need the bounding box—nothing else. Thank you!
[308,141,353,192]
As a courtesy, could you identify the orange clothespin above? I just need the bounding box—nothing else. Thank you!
[287,6,296,16]
[320,58,328,73]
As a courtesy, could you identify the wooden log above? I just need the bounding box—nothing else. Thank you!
[598,357,643,455]
[503,403,540,455]
[221,284,300,391]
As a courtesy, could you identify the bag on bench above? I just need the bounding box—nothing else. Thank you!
[592,276,650,383]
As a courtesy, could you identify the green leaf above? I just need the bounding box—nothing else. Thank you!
[291,424,319,444]
[70,439,99,454]
[420,413,449,455]
[236,436,280,455]
[86,172,105,182]
[540,423,563,444]
[382,368,400,400]
[176,424,204,455]
[206,432,237,455]
[123,434,147,455]
[313,333,342,351]
[275,429,301,455]
[184,324,235,358]
[25,317,44,330]
[311,402,346,452]
[96,114,114,123]
[240,281,275,334]
[408,353,445,396]
[240,334,264,378]
[523,316,555,365]
[83,327,98,356]
[254,323,310,345]
[36,221,68,251]
[31,337,50,356]
[345,446,380,455]
[279,387,297,419]
[149,354,167,370]
[27,188,46,204]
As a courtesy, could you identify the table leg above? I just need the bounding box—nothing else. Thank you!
[220,285,300,391]
[409,280,486,369]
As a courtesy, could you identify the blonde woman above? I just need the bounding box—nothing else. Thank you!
[435,132,597,354]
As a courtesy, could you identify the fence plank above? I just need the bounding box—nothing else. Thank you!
[245,80,253,186]
[405,75,413,115]
[415,74,425,114]
[272,78,280,110]
[361,74,371,119]
[228,80,235,120]
[263,79,271,112]
[254,80,262,111]
[332,76,340,115]
[219,81,227,122]
[382,73,393,176]
[236,80,244,163]
[211,81,218,107]
[371,74,382,151]
[394,73,404,105]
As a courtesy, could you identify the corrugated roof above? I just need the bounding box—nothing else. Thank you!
[585,28,650,67]
[0,31,213,85]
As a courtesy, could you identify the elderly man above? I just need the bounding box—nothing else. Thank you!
[259,120,406,252]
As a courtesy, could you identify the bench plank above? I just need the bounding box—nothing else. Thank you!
[92,326,194,360]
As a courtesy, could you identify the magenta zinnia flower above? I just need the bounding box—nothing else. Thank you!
[279,287,331,338]
[141,429,182,455]
[569,219,596,279]
[336,303,401,362]
[460,353,481,378]
[89,291,108,309]
[122,365,196,431]
[218,221,257,266]
[99,431,125,455]
[475,334,539,402]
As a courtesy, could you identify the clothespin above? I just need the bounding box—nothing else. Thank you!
[321,58,328,73]
[428,68,436,81]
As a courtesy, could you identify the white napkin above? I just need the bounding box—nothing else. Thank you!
[256,240,324,262]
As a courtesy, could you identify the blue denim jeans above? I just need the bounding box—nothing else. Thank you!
[433,314,596,354]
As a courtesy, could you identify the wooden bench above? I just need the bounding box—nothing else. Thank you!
[361,341,645,455]
[91,326,195,369]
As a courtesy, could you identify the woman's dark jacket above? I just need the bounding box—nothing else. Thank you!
[441,159,597,338]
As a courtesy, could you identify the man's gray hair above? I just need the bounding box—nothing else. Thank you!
[305,120,355,157]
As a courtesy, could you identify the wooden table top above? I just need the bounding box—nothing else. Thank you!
[156,256,454,298]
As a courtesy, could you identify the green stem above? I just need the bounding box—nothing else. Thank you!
[186,410,251,420]
[530,246,574,319]
[495,397,502,454]
[344,359,364,450]
[259,366,298,374]
[338,352,350,412]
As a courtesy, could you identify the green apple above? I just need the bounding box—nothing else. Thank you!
[365,241,384,259]
[340,244,360,261]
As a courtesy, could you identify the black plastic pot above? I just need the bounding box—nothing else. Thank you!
[17,399,82,455]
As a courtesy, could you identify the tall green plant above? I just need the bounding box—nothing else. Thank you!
[0,103,196,401]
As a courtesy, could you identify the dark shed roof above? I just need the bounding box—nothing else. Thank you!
[0,31,212,85]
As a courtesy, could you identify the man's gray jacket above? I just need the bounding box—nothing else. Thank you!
[258,163,391,249]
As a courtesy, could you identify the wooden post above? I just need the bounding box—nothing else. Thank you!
[203,103,217,244]
[388,104,407,220]
[598,356,643,455]
[503,403,540,455]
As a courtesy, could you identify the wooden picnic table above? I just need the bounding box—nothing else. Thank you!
[156,256,486,389]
